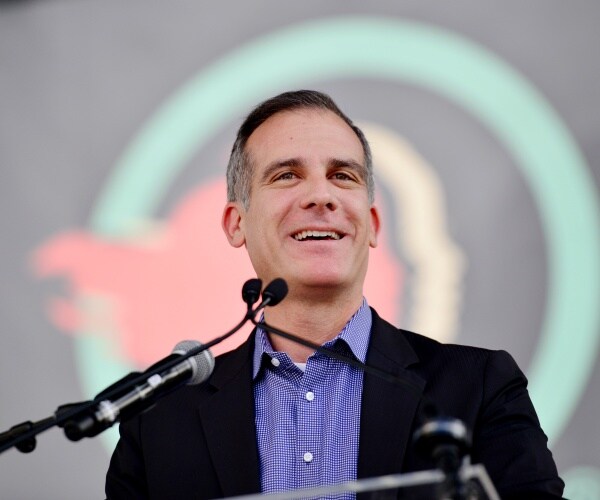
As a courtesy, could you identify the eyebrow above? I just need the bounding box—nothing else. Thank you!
[259,158,302,184]
[329,158,367,179]
[259,157,367,184]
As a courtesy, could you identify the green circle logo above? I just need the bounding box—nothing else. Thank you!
[78,17,599,451]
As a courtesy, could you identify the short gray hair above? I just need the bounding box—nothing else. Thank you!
[226,90,374,209]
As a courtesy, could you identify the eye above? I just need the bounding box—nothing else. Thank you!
[274,171,298,181]
[331,171,355,181]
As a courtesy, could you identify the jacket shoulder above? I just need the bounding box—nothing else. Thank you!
[370,308,528,417]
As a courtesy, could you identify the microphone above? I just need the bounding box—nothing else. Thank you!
[262,278,288,306]
[254,277,288,311]
[63,279,285,442]
[242,278,262,311]
[64,279,285,442]
[62,340,214,441]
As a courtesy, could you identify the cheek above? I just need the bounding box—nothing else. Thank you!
[245,203,285,242]
[260,196,296,227]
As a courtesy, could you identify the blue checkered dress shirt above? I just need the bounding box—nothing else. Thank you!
[252,300,372,498]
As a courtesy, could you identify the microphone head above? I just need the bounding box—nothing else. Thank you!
[173,340,215,385]
[262,278,288,307]
[242,278,262,307]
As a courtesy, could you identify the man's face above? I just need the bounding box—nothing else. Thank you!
[222,108,380,297]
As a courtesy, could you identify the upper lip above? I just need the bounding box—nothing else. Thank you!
[291,228,344,241]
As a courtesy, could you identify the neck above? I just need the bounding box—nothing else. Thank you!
[262,288,364,363]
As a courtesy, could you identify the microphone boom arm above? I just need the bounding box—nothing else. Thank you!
[0,304,253,454]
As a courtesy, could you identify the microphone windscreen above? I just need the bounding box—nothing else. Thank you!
[173,340,215,385]
[262,278,288,306]
[242,278,262,306]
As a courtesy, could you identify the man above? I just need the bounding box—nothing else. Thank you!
[106,90,564,499]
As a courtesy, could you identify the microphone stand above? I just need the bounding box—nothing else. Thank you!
[0,279,271,455]
[0,330,227,454]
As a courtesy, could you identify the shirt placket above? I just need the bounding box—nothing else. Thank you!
[295,355,326,490]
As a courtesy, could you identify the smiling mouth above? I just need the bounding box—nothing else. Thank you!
[293,230,343,241]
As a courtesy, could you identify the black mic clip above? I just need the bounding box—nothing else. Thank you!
[414,417,477,499]
[0,420,41,454]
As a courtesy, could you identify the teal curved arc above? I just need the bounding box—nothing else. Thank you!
[82,16,600,451]
[563,466,600,499]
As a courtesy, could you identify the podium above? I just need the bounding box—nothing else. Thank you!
[221,463,499,499]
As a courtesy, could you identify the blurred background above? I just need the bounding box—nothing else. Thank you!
[1,1,599,498]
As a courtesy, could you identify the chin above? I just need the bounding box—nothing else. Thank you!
[293,272,351,291]
[283,264,363,294]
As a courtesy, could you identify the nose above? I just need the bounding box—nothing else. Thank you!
[299,176,338,211]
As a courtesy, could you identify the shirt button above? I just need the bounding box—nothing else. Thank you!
[305,391,315,401]
[271,357,280,367]
[303,452,313,463]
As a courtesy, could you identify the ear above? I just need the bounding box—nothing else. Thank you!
[369,205,381,248]
[222,202,246,248]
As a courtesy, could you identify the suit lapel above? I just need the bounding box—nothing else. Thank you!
[197,334,262,497]
[358,310,426,480]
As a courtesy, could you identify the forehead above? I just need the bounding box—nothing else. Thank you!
[245,108,364,169]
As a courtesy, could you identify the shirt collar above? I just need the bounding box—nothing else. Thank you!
[252,298,372,379]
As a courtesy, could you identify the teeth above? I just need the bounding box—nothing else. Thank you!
[293,230,341,241]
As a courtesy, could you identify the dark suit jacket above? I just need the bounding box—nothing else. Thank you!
[105,309,564,499]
